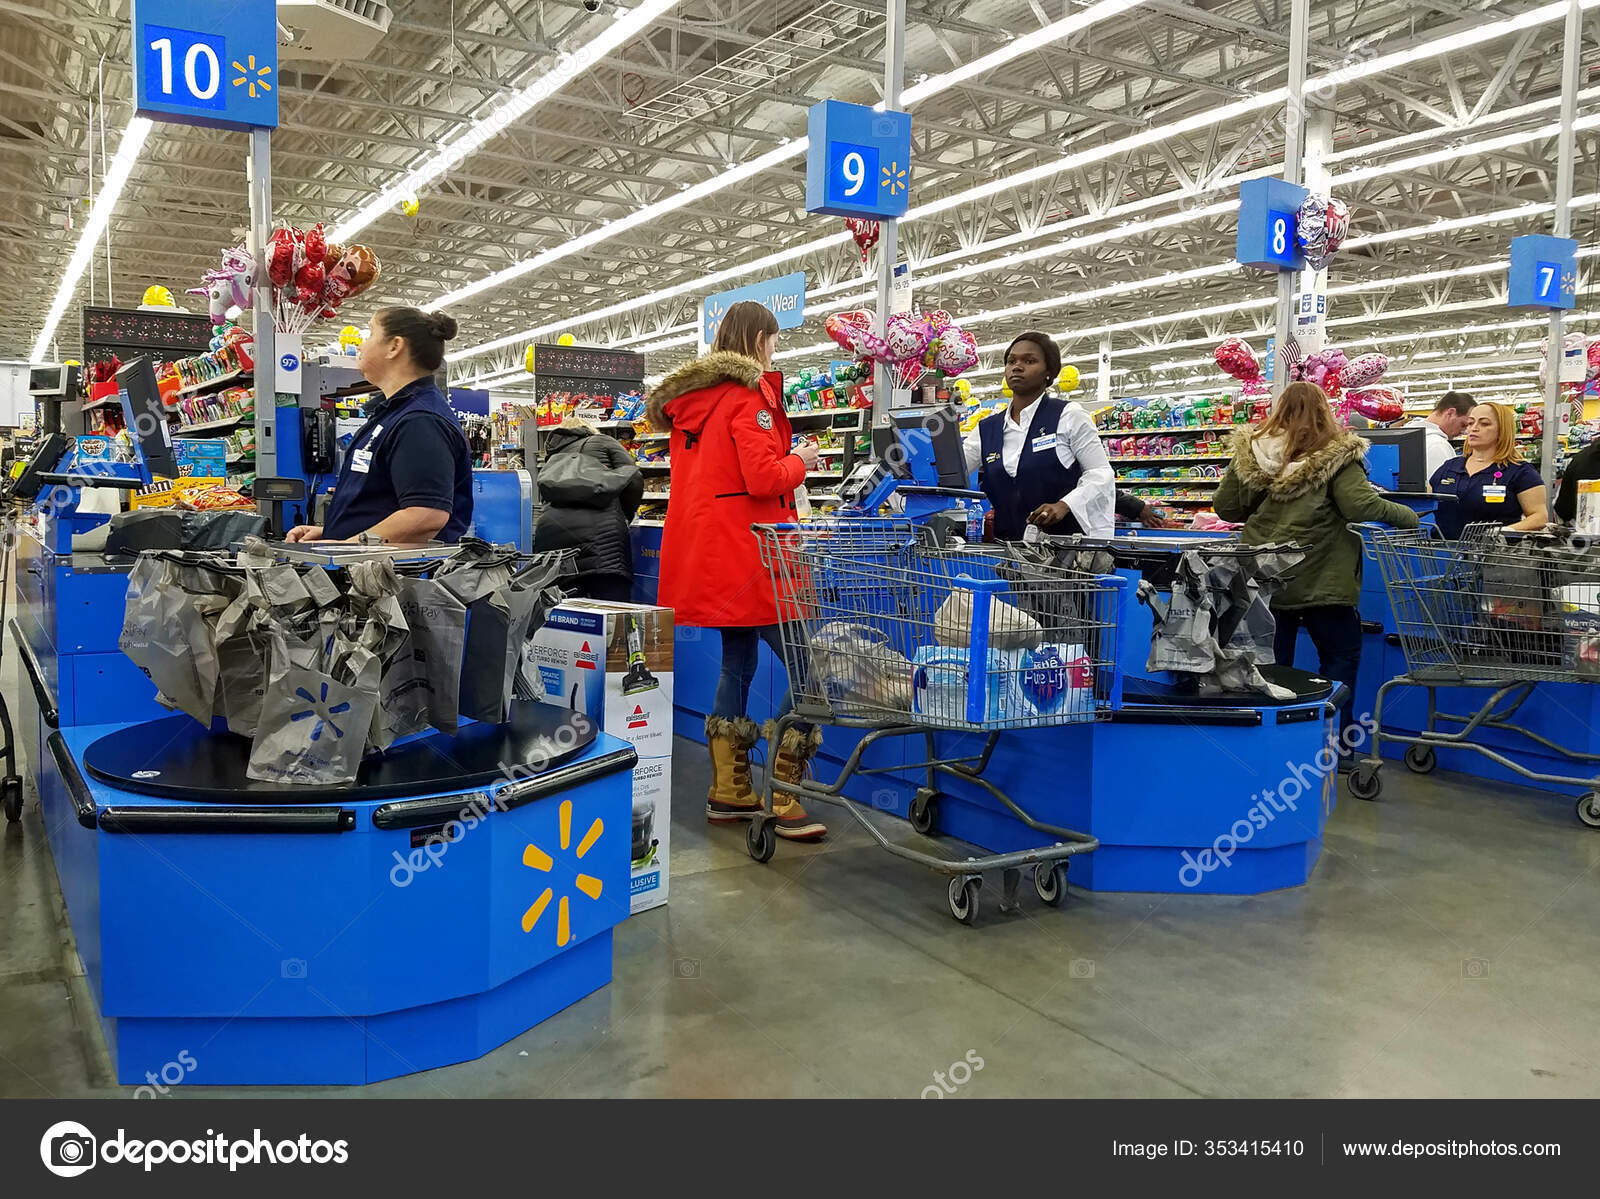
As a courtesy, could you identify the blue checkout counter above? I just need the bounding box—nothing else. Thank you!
[11,464,640,1086]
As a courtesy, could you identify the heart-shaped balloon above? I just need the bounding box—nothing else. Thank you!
[825,310,873,355]
[925,309,953,335]
[933,327,978,377]
[1347,386,1404,423]
[1341,352,1388,390]
[844,217,880,265]
[1214,337,1262,382]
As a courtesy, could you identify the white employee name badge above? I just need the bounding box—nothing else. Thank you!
[1031,433,1059,453]
[1483,484,1507,503]
[351,448,374,474]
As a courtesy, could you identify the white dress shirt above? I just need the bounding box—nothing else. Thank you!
[961,395,1116,536]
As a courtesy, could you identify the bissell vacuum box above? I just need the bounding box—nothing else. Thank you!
[524,601,674,914]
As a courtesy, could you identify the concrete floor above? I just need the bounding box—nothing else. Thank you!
[4,720,1600,1098]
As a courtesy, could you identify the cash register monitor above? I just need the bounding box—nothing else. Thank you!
[116,357,180,483]
[888,405,969,489]
[1357,426,1427,491]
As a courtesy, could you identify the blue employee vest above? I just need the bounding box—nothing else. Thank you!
[322,377,474,542]
[977,395,1082,541]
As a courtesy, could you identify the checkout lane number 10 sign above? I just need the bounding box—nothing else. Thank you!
[131,0,280,131]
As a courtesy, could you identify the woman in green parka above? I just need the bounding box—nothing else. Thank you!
[1214,381,1419,747]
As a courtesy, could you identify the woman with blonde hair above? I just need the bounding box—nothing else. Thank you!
[1428,402,1548,539]
[1215,381,1419,744]
[646,300,826,841]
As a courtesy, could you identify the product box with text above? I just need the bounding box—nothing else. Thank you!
[523,601,674,914]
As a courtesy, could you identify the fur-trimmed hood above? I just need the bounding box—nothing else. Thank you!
[646,351,764,433]
[1228,428,1368,502]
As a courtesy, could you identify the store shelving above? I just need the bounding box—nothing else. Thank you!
[176,412,251,437]
[175,368,248,397]
[1098,422,1242,437]
[1108,454,1230,463]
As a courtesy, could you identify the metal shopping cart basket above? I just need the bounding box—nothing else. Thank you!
[748,517,1127,924]
[1352,522,1600,825]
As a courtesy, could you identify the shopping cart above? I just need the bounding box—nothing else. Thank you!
[1352,522,1600,826]
[748,517,1127,925]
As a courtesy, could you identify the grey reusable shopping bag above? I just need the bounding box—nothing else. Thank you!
[457,555,568,723]
[246,623,380,786]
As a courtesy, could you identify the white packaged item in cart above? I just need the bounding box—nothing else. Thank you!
[932,590,1043,650]
[912,646,1028,723]
[523,601,674,914]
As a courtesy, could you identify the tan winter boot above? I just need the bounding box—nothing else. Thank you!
[706,716,762,822]
[764,721,827,841]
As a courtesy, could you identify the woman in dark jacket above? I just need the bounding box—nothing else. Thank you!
[532,416,644,602]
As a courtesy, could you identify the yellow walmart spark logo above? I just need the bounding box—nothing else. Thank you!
[232,54,273,99]
[520,799,604,946]
[882,161,907,196]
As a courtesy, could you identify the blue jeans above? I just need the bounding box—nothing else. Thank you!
[712,625,788,720]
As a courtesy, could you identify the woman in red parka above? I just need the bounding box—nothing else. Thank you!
[647,301,826,841]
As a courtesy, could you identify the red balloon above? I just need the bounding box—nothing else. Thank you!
[825,310,872,355]
[844,217,880,264]
[1347,386,1404,423]
[1214,337,1262,382]
[267,226,298,287]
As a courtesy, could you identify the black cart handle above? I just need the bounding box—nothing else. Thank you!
[46,731,97,829]
[12,620,58,729]
[98,807,357,835]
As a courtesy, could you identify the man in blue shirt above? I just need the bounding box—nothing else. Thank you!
[288,307,474,545]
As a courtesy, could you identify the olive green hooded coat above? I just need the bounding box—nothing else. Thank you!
[1214,428,1419,609]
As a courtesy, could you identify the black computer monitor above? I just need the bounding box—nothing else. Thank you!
[1357,426,1428,491]
[115,357,180,483]
[887,405,969,489]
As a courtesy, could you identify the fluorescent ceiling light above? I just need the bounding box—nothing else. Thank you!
[330,0,686,244]
[32,116,152,360]
[429,0,1156,313]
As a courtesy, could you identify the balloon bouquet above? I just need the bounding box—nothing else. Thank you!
[824,308,980,394]
[1296,195,1350,271]
[1215,337,1402,424]
[192,223,381,337]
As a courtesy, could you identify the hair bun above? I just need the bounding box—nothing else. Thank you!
[428,312,459,341]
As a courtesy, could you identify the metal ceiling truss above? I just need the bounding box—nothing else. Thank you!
[0,0,1594,399]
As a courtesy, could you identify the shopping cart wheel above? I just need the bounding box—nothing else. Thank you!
[1404,745,1437,775]
[947,875,981,926]
[2,776,21,823]
[1347,766,1382,802]
[1034,862,1067,907]
[1576,792,1600,829]
[746,816,776,863]
[909,789,940,836]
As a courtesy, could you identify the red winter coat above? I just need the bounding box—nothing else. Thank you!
[647,352,805,628]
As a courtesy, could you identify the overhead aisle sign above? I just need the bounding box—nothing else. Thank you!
[702,272,807,343]
[131,0,280,131]
[805,100,912,220]
[1507,234,1578,309]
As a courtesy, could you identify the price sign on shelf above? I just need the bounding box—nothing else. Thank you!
[131,0,279,131]
[1507,234,1578,310]
[805,100,912,220]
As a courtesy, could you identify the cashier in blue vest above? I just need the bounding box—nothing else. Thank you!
[961,330,1116,540]
[288,306,474,546]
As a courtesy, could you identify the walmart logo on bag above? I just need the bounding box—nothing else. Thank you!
[520,799,604,947]
[289,683,352,742]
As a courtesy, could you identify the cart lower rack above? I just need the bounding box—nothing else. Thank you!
[1353,523,1600,826]
[748,518,1127,924]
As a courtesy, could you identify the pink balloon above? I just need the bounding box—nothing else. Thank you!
[1347,386,1404,423]
[1341,352,1388,390]
[933,327,978,376]
[863,313,932,364]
